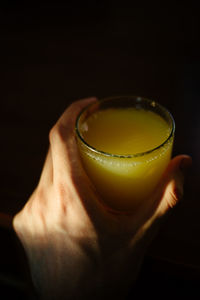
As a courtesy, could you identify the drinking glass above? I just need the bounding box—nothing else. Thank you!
[76,96,175,212]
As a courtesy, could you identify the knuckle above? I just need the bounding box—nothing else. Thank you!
[49,121,75,154]
[49,123,65,145]
[49,124,58,144]
[167,189,179,209]
[165,179,183,210]
[13,212,21,233]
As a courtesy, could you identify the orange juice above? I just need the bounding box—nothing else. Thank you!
[76,97,174,212]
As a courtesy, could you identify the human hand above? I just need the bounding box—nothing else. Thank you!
[13,97,192,299]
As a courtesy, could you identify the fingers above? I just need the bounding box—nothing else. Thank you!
[49,97,97,183]
[155,154,192,218]
[134,155,192,248]
[59,97,97,131]
[38,96,96,186]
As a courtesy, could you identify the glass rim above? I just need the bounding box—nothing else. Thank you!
[75,96,175,158]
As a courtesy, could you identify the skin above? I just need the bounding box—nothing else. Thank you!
[13,97,192,299]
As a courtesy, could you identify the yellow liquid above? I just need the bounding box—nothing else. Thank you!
[78,108,173,211]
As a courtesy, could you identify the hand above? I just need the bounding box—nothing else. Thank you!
[13,97,192,299]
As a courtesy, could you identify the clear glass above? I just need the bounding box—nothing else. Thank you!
[76,96,175,213]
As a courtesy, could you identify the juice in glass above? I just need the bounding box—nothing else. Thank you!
[76,96,175,212]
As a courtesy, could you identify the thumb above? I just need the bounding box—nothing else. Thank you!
[156,154,192,218]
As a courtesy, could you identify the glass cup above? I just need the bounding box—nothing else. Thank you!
[76,96,175,213]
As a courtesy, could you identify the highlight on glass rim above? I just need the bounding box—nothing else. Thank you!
[76,96,175,212]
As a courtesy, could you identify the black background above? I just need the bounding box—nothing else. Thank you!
[0,0,200,297]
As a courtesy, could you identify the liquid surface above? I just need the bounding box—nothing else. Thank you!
[80,108,171,155]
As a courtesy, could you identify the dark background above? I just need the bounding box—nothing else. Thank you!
[0,0,200,297]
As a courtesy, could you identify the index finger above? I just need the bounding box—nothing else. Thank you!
[59,97,97,134]
[49,97,97,182]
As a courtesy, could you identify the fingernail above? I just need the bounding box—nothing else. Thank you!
[180,156,192,175]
